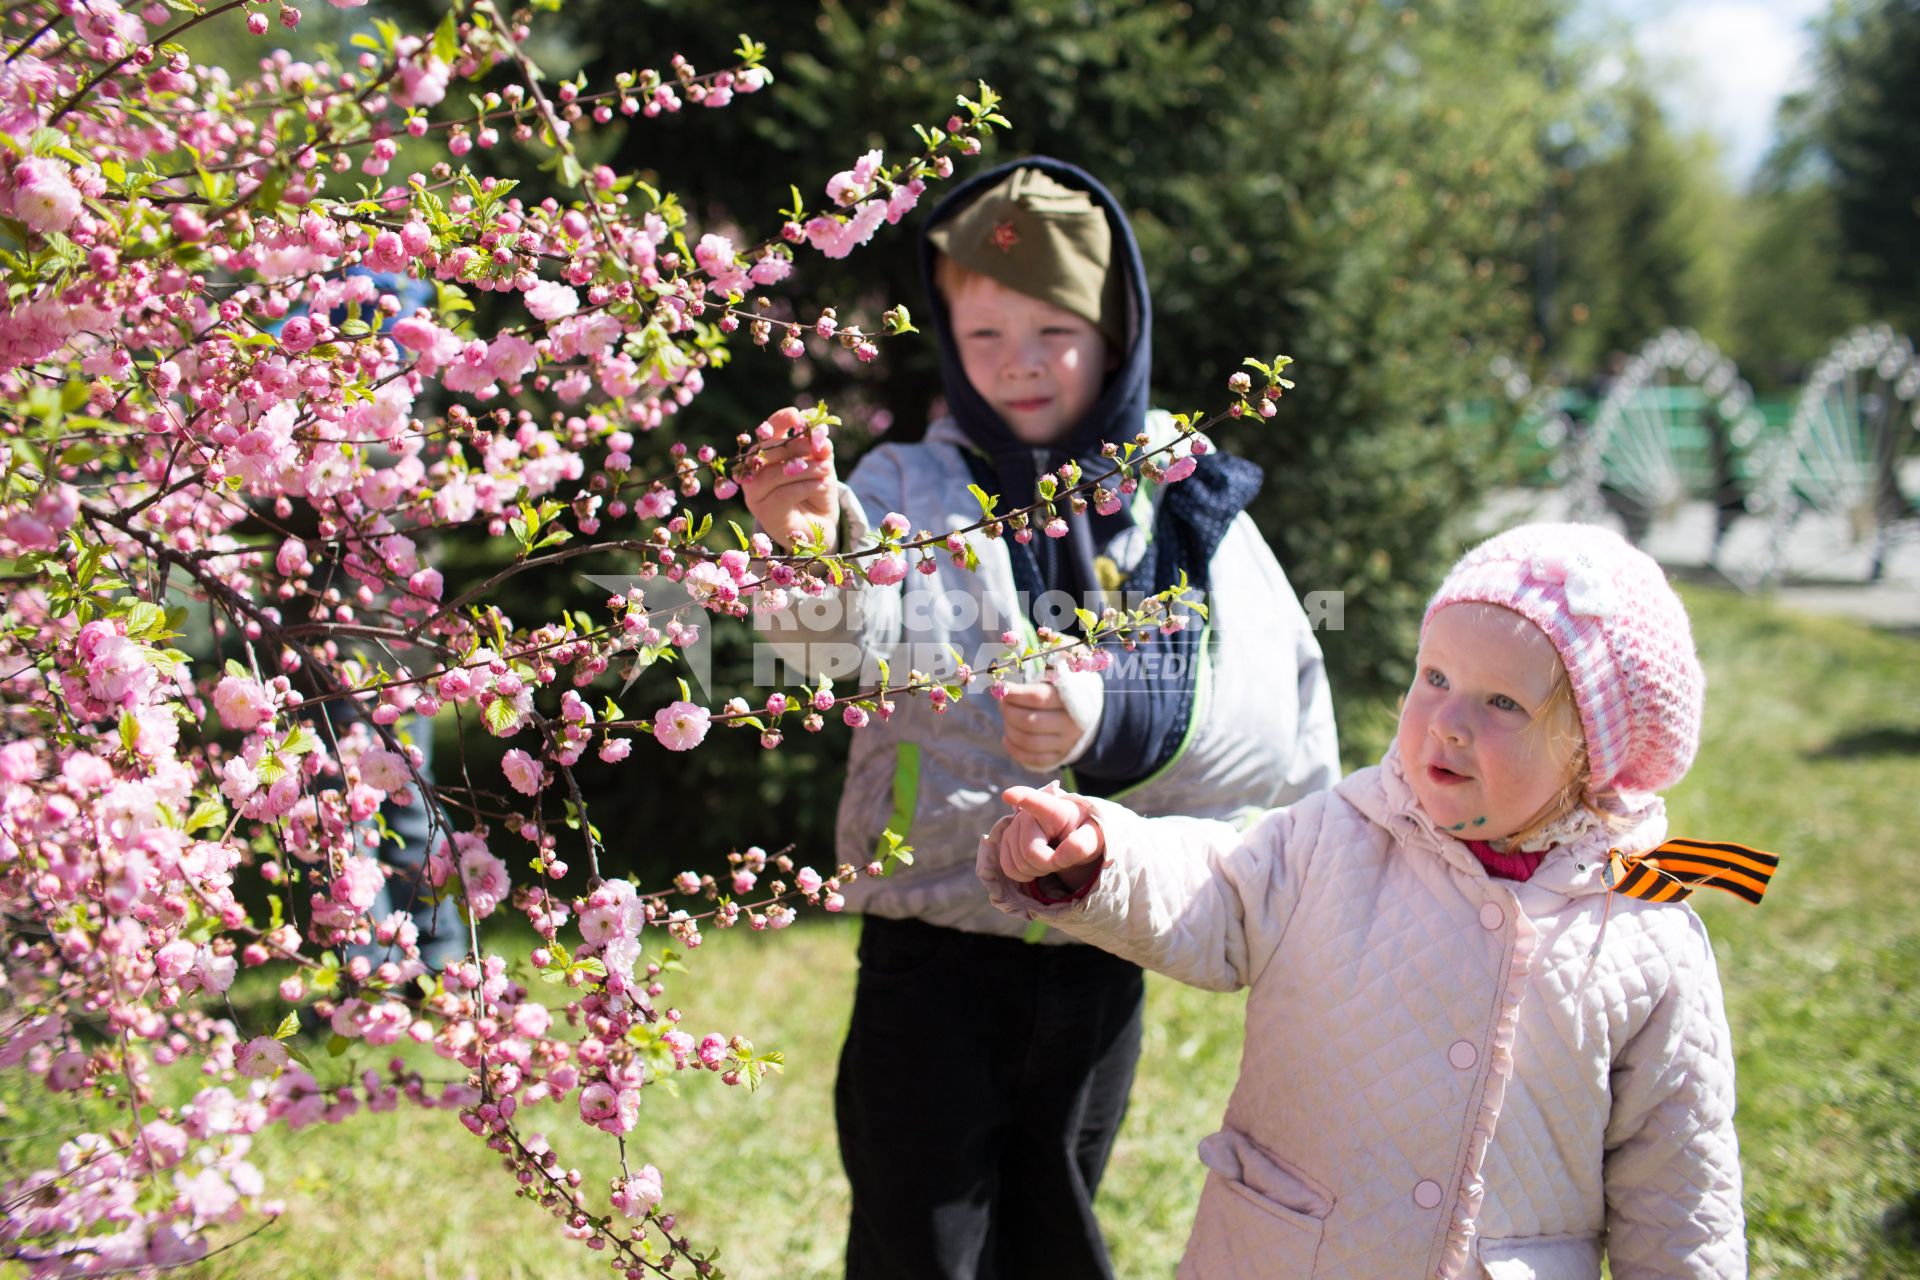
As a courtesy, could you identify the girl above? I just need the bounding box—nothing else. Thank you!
[979,522,1774,1279]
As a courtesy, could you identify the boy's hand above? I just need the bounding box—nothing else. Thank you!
[997,783,1104,889]
[740,406,840,553]
[997,682,1087,771]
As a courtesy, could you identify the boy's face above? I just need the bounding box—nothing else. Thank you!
[1396,603,1585,842]
[947,271,1110,445]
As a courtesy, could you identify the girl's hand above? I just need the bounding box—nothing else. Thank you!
[997,682,1088,770]
[740,406,840,552]
[997,783,1105,889]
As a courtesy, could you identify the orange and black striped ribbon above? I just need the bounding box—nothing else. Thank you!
[1606,838,1780,906]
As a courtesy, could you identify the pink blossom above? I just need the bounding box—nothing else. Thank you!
[407,567,443,601]
[155,939,196,980]
[578,1082,618,1127]
[1162,455,1198,484]
[866,555,907,585]
[193,945,237,994]
[331,855,385,913]
[277,316,317,353]
[274,537,310,576]
[8,157,82,235]
[365,230,407,273]
[235,1036,289,1079]
[749,252,792,286]
[500,748,543,796]
[0,740,40,783]
[389,316,438,351]
[826,149,884,206]
[212,674,274,731]
[821,199,890,259]
[598,737,632,763]
[174,1165,242,1223]
[651,700,710,751]
[610,1165,664,1217]
[486,333,537,382]
[885,179,926,225]
[77,621,156,709]
[524,280,580,321]
[459,844,510,918]
[693,233,735,277]
[358,748,411,793]
[696,1032,728,1069]
[219,756,259,804]
[395,54,450,108]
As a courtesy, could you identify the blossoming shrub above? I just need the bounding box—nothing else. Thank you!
[0,2,1285,1274]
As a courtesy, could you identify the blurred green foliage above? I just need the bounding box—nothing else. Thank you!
[557,0,1565,756]
[1792,0,1919,338]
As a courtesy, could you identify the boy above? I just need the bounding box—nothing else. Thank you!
[744,157,1340,1279]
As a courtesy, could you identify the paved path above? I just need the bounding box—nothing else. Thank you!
[1474,489,1920,632]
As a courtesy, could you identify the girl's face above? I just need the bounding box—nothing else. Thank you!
[1397,603,1584,842]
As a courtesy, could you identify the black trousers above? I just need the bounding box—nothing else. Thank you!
[836,916,1146,1280]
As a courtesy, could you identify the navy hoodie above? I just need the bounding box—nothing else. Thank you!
[918,157,1263,793]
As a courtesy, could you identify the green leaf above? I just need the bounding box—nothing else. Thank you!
[967,484,997,519]
[432,10,459,64]
[122,601,166,639]
[273,1011,301,1041]
[326,1033,351,1057]
[184,798,226,834]
[483,697,518,735]
[280,724,321,757]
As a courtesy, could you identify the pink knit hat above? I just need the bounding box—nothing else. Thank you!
[1423,523,1705,795]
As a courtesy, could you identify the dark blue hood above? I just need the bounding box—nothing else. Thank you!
[918,155,1153,497]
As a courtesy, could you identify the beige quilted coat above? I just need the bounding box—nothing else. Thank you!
[979,747,1746,1279]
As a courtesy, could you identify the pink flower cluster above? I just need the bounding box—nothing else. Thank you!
[0,2,1013,1272]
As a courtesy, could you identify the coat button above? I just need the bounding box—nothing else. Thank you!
[1479,902,1504,931]
[1448,1040,1478,1070]
[1413,1180,1443,1209]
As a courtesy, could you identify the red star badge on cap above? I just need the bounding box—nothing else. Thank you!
[989,220,1020,253]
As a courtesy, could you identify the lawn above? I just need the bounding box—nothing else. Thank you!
[4,585,1916,1278]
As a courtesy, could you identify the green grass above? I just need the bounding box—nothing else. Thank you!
[4,586,1916,1278]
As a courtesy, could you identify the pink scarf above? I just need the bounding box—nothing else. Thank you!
[1465,839,1547,882]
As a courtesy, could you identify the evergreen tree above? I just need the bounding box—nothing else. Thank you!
[568,0,1564,758]
[1546,81,1735,381]
[1804,0,1920,335]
